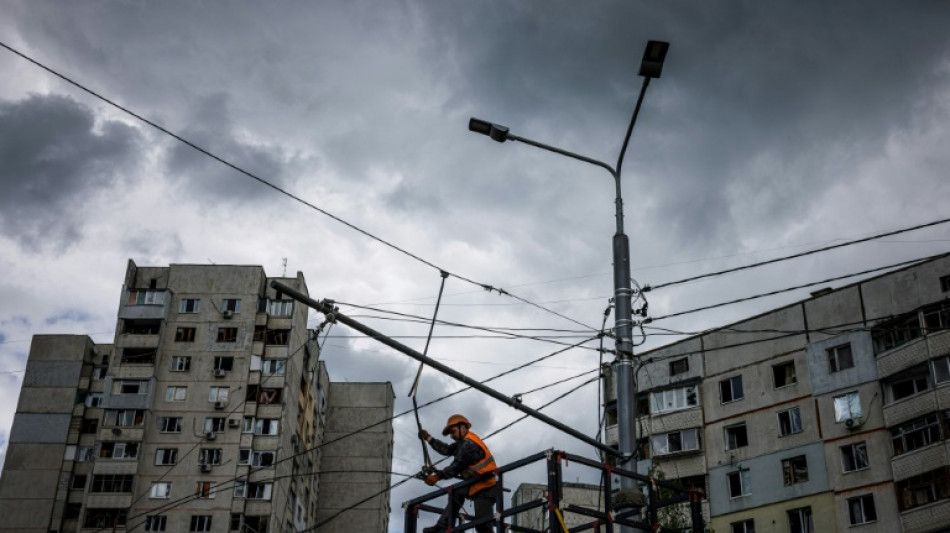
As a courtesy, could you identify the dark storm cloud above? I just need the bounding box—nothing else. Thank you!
[0,94,140,250]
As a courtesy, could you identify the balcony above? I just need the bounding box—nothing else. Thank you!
[901,498,950,533]
[883,392,938,427]
[117,288,171,321]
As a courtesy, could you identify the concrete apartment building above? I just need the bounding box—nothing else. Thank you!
[0,260,394,533]
[603,253,950,532]
[511,482,604,530]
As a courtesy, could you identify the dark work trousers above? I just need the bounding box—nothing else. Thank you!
[436,483,497,533]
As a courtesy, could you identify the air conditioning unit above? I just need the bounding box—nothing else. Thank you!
[205,431,216,441]
[200,463,212,473]
[845,418,859,429]
[214,369,226,378]
[223,310,234,319]
[214,401,225,410]
[228,418,241,428]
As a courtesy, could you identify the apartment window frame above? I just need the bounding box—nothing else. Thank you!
[99,441,139,460]
[114,380,148,395]
[221,298,242,313]
[255,418,279,435]
[891,413,943,456]
[896,467,950,511]
[90,474,134,493]
[720,375,744,403]
[727,468,750,498]
[170,356,191,372]
[934,355,950,384]
[128,289,165,306]
[777,407,803,437]
[204,417,226,433]
[725,423,749,450]
[109,409,145,427]
[669,358,689,376]
[145,515,168,532]
[190,515,213,532]
[827,343,854,373]
[941,275,950,292]
[174,327,197,342]
[833,392,862,423]
[155,448,178,466]
[261,359,286,376]
[873,314,922,354]
[730,520,754,533]
[267,299,293,317]
[781,455,809,486]
[199,448,223,466]
[195,481,216,499]
[216,327,238,343]
[166,385,187,402]
[885,363,931,403]
[787,506,814,533]
[213,356,234,372]
[159,416,183,433]
[652,428,701,456]
[209,386,230,402]
[149,481,171,499]
[651,385,699,414]
[848,494,877,525]
[773,360,797,388]
[841,441,869,472]
[179,298,201,314]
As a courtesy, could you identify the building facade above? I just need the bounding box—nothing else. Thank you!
[0,260,394,533]
[603,253,950,532]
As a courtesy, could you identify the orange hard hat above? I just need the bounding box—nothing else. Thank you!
[442,414,471,436]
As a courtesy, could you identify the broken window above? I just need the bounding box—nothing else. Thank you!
[725,423,749,450]
[669,358,689,376]
[778,407,803,436]
[773,361,797,387]
[841,442,869,472]
[782,455,809,485]
[216,327,238,343]
[175,327,196,342]
[720,375,744,403]
[827,343,854,372]
[265,329,290,345]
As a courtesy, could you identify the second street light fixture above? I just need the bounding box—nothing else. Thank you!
[469,40,669,532]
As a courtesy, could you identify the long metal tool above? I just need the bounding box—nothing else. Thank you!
[408,271,449,473]
[271,280,619,457]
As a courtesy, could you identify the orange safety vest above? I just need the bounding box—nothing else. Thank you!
[460,432,497,496]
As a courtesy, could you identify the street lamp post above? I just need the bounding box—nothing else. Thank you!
[469,40,668,531]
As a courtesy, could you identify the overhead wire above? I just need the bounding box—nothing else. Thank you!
[0,40,598,335]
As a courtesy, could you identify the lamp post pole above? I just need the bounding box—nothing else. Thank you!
[469,41,668,532]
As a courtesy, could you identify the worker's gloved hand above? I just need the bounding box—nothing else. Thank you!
[419,429,431,441]
[424,473,440,486]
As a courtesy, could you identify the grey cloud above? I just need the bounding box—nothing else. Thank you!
[0,94,140,251]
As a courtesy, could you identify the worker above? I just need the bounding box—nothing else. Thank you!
[419,414,498,533]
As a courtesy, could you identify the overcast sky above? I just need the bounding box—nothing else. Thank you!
[2,1,950,530]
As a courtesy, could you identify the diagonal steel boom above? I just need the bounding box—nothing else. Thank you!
[271,280,618,457]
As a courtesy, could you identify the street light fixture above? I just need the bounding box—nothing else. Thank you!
[469,40,668,532]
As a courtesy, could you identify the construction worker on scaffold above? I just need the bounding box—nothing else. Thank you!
[419,414,498,533]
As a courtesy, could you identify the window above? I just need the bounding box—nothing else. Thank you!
[175,327,196,342]
[80,418,98,434]
[166,386,187,402]
[669,358,689,376]
[262,359,286,375]
[252,450,276,467]
[652,428,701,455]
[155,448,178,465]
[885,363,931,403]
[199,448,222,465]
[91,474,134,492]
[896,467,950,510]
[720,375,744,403]
[84,509,128,528]
[217,327,238,342]
[190,515,213,532]
[205,417,226,433]
[108,409,145,427]
[891,413,942,455]
[725,423,749,450]
[841,442,869,472]
[180,298,200,313]
[159,417,183,433]
[248,385,282,404]
[114,380,147,394]
[145,515,168,532]
[213,356,234,371]
[924,301,950,333]
[209,386,230,402]
[247,482,273,500]
[121,348,155,364]
[848,494,877,525]
[150,482,171,499]
[267,299,293,316]
[873,314,922,354]
[253,418,279,435]
[195,481,216,499]
[934,355,950,383]
[941,275,950,292]
[778,407,803,436]
[731,520,754,533]
[128,289,165,306]
[72,474,87,489]
[781,455,809,485]
[171,356,191,372]
[85,393,103,407]
[773,361,797,387]
[99,442,139,460]
[787,507,813,533]
[266,329,290,345]
[221,298,242,313]
[727,469,750,498]
[239,449,251,465]
[827,344,853,372]
[651,386,699,414]
[234,480,247,498]
[833,392,862,422]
